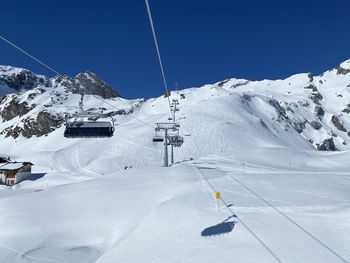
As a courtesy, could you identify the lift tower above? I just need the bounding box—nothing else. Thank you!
[153,99,184,167]
[155,122,180,167]
[170,99,180,163]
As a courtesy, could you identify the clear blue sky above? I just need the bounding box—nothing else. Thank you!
[1,0,349,99]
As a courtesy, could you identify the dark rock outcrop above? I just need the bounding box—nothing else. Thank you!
[1,111,64,139]
[1,99,35,121]
[217,79,230,87]
[75,72,119,98]
[317,138,337,151]
[0,67,49,91]
[22,111,64,138]
[292,121,306,134]
[310,121,322,130]
[269,99,287,119]
[54,75,80,94]
[336,66,350,75]
[304,84,317,92]
[307,73,314,82]
[331,115,347,132]
[0,66,120,99]
[342,104,350,114]
[315,106,325,118]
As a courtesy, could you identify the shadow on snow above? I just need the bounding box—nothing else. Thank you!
[22,173,46,182]
[201,215,237,237]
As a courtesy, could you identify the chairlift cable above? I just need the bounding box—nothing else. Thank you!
[0,35,61,76]
[196,167,283,263]
[224,171,349,263]
[0,34,155,130]
[144,0,172,114]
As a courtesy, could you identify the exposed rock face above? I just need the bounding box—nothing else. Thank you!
[307,73,314,82]
[315,106,325,118]
[75,72,119,98]
[317,138,337,151]
[1,99,35,121]
[1,111,64,139]
[0,66,49,91]
[22,111,64,138]
[342,104,350,114]
[217,79,230,87]
[53,75,80,94]
[331,115,347,132]
[304,84,317,92]
[269,99,287,119]
[337,66,350,75]
[0,65,120,99]
[310,92,323,105]
[292,121,306,134]
[310,121,322,130]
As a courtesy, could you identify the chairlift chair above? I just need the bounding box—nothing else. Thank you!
[152,128,164,142]
[152,135,164,142]
[168,135,184,147]
[64,112,115,138]
[64,93,115,138]
[64,119,114,138]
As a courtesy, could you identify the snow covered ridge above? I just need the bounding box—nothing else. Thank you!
[1,59,350,152]
[0,65,119,98]
[0,65,124,138]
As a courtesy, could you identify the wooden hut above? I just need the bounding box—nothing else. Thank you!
[0,162,33,186]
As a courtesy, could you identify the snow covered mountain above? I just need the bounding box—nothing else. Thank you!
[1,59,350,154]
[1,60,350,263]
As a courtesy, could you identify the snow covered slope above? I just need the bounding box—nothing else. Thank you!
[2,60,350,170]
[0,60,350,262]
[0,150,350,263]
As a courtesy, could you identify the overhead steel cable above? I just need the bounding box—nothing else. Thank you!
[195,166,283,263]
[0,35,61,76]
[0,34,156,130]
[224,171,349,263]
[144,0,172,113]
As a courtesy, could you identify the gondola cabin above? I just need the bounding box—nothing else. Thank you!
[0,162,33,186]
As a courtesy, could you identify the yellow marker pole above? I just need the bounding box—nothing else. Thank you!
[216,191,221,213]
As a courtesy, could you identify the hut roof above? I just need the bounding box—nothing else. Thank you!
[0,162,33,171]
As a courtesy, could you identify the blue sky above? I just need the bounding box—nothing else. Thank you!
[0,0,349,99]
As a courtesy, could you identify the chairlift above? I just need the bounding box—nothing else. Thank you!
[153,128,164,142]
[168,135,184,147]
[64,118,114,138]
[64,94,115,138]
[152,135,164,142]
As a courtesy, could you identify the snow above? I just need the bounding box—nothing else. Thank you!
[0,162,27,170]
[340,59,350,70]
[0,149,349,262]
[0,60,350,262]
[0,65,25,75]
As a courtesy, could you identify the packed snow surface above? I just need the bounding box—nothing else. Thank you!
[0,149,350,263]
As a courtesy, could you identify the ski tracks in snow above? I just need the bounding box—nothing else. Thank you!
[192,161,350,263]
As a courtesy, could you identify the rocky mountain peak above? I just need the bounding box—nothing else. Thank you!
[0,65,120,99]
[340,59,350,69]
[75,71,120,98]
[336,60,350,75]
[0,65,50,91]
